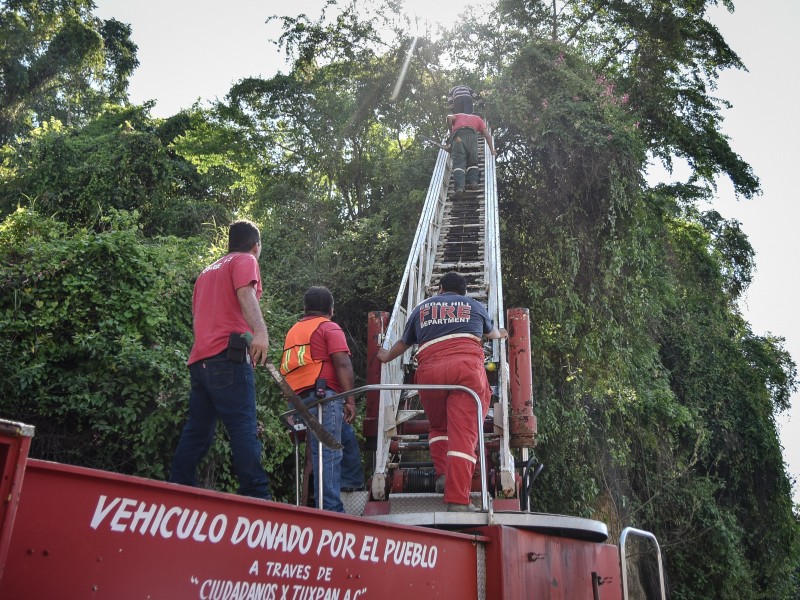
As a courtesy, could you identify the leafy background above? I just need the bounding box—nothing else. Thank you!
[1,1,798,597]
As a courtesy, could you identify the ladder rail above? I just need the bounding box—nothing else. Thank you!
[381,146,450,353]
[483,136,515,495]
[374,146,451,497]
[484,135,505,350]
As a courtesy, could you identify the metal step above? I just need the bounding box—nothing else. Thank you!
[432,261,484,270]
[341,490,370,516]
[425,283,487,298]
[388,492,482,514]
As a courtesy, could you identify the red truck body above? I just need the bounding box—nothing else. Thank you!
[0,419,629,600]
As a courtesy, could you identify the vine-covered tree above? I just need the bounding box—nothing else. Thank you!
[0,1,796,597]
[0,104,240,235]
[0,0,138,144]
[456,1,798,597]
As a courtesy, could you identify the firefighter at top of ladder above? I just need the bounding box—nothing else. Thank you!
[446,112,496,197]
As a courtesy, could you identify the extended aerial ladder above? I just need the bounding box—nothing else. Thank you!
[363,130,538,516]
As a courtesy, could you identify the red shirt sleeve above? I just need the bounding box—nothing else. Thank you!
[310,320,351,392]
[230,253,262,298]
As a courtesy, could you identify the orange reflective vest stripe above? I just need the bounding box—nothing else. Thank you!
[280,316,329,392]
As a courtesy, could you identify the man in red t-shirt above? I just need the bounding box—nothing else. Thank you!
[170,220,272,500]
[446,112,497,196]
[281,287,363,512]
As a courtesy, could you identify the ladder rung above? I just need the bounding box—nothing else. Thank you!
[432,264,484,270]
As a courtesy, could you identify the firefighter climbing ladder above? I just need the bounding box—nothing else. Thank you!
[369,131,527,511]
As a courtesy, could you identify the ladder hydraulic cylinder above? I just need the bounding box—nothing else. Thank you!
[508,307,536,448]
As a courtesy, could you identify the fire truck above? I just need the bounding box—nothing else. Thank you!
[0,132,667,599]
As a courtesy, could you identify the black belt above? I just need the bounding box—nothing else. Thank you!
[299,388,336,401]
[199,350,228,362]
[298,390,316,401]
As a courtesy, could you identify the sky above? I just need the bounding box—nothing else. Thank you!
[93,0,800,504]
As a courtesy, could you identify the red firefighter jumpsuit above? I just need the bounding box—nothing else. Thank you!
[414,337,491,506]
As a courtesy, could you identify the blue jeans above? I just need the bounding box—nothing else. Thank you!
[340,422,364,489]
[170,356,271,500]
[305,390,346,512]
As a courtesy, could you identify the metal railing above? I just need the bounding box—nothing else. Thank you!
[281,383,491,512]
[619,527,667,600]
[481,134,515,495]
[484,134,504,360]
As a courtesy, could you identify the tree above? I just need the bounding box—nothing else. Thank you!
[468,3,800,596]
[0,1,796,595]
[0,208,298,495]
[0,208,196,476]
[0,0,138,143]
[489,0,759,199]
[214,2,452,349]
[0,105,236,236]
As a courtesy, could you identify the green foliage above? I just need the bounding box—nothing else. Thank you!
[0,208,297,498]
[491,0,758,199]
[655,207,799,597]
[0,105,234,236]
[215,3,449,364]
[0,208,197,475]
[0,1,797,595]
[485,31,798,598]
[0,0,138,143]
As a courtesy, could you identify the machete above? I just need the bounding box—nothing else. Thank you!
[265,363,343,450]
[420,136,450,152]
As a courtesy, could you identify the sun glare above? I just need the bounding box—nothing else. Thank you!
[402,0,464,28]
